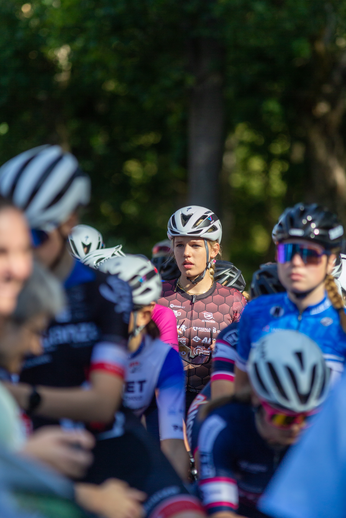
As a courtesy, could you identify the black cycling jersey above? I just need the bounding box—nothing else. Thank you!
[84,406,204,518]
[20,259,132,432]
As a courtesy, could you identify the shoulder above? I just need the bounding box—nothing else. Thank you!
[160,279,178,298]
[152,304,176,323]
[199,402,252,449]
[242,293,287,317]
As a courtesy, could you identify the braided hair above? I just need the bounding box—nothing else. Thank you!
[325,273,346,333]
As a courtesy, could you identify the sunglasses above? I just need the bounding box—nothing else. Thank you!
[31,229,50,248]
[277,242,327,265]
[261,400,311,430]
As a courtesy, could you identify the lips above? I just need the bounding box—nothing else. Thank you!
[183,262,194,269]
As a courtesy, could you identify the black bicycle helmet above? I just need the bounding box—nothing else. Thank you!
[214,260,246,292]
[275,203,344,251]
[250,262,285,298]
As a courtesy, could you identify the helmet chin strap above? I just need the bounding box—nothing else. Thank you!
[129,311,145,339]
[190,240,212,285]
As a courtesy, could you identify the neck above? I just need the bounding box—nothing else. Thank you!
[128,332,145,353]
[178,271,213,295]
[287,283,326,312]
[51,247,74,281]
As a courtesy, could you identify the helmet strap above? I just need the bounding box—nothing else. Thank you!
[129,311,145,339]
[190,240,211,285]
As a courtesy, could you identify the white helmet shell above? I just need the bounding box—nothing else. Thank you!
[167,206,222,243]
[0,145,90,231]
[82,246,125,269]
[69,225,104,259]
[98,255,162,306]
[248,330,329,413]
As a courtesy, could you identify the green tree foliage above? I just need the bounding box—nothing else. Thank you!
[1,0,346,281]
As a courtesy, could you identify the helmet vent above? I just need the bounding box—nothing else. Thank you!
[8,154,37,200]
[254,363,270,395]
[268,362,289,401]
[295,351,304,370]
[82,243,91,255]
[206,225,218,234]
[181,213,192,226]
[23,154,64,210]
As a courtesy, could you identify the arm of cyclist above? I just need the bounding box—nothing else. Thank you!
[156,347,189,479]
[198,412,243,517]
[211,323,239,400]
[152,304,179,352]
[75,479,146,518]
[21,426,95,478]
[6,367,124,423]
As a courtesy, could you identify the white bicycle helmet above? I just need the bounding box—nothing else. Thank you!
[98,255,162,307]
[167,205,222,243]
[68,224,104,259]
[82,246,125,269]
[0,145,90,231]
[248,330,329,413]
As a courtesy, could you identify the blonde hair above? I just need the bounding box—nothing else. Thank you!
[325,274,346,333]
[208,240,222,281]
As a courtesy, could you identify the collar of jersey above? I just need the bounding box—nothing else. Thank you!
[284,292,331,315]
[64,259,96,289]
[175,279,216,300]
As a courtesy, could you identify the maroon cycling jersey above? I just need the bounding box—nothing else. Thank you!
[158,280,246,392]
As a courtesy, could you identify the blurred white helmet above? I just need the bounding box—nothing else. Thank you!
[82,246,125,269]
[0,145,90,231]
[69,224,104,259]
[248,330,329,413]
[99,255,162,307]
[167,206,222,243]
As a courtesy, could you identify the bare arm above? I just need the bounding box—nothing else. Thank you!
[211,379,234,400]
[75,479,146,518]
[5,370,123,423]
[161,438,189,481]
[233,366,250,394]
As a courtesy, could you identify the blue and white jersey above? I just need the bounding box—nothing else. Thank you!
[124,336,185,441]
[260,372,346,518]
[236,292,346,382]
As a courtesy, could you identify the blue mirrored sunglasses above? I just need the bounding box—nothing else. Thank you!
[277,243,328,265]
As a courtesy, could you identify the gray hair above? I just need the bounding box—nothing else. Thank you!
[12,262,65,325]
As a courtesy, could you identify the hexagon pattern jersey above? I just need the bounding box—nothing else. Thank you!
[158,280,246,393]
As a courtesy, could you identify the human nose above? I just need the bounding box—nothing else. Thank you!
[291,253,305,266]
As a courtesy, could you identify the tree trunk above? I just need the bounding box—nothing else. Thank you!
[187,37,224,213]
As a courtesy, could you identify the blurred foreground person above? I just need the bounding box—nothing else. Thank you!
[0,146,205,518]
[198,330,329,518]
[260,371,346,518]
[0,197,32,320]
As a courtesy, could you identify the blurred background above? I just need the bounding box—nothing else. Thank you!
[1,0,346,281]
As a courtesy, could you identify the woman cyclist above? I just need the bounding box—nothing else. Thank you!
[158,206,246,412]
[198,329,330,518]
[235,203,346,392]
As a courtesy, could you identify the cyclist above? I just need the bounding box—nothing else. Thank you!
[82,245,126,268]
[68,224,104,260]
[260,360,346,518]
[152,239,180,281]
[98,255,188,479]
[158,206,246,412]
[235,203,346,392]
[0,144,132,426]
[198,330,329,518]
[186,263,285,461]
[0,146,205,518]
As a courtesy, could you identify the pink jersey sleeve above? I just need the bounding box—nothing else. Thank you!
[152,304,179,351]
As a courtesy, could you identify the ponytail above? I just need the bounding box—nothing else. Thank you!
[325,274,346,333]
